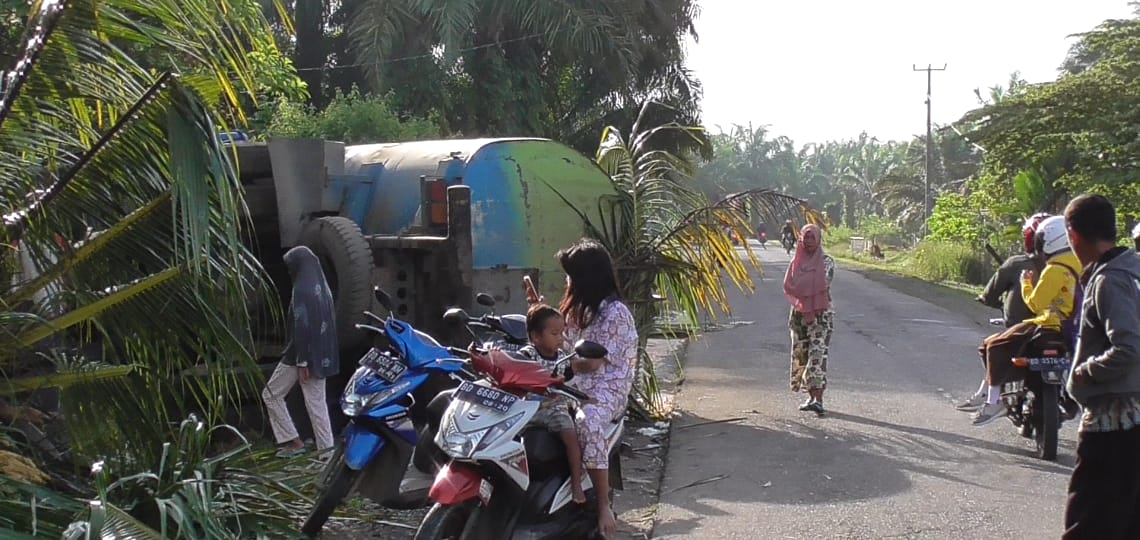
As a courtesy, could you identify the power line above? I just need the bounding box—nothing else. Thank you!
[293,32,546,73]
[913,63,947,236]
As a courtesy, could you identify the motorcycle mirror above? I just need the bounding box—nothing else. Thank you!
[475,293,496,307]
[374,287,395,312]
[574,339,608,360]
[443,307,471,325]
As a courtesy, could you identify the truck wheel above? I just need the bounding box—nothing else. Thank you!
[301,216,371,350]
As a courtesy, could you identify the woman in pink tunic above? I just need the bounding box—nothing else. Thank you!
[554,238,638,539]
[783,224,835,416]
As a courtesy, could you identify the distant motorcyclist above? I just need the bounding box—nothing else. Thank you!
[1132,222,1140,251]
[780,220,797,253]
[781,219,796,239]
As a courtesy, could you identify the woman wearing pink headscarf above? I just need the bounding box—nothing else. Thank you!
[783,223,835,415]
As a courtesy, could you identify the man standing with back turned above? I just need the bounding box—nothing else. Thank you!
[1062,195,1140,539]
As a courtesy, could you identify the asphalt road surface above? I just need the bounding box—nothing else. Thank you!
[654,243,1076,540]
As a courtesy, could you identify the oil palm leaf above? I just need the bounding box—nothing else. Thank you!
[0,0,283,468]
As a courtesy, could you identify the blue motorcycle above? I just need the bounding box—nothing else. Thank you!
[301,288,526,535]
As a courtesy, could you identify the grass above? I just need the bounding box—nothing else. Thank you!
[826,242,984,296]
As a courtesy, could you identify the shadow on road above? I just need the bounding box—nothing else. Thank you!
[657,406,1079,537]
[825,411,1077,472]
[658,409,983,537]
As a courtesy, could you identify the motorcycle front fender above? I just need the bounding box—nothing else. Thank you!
[429,462,483,505]
[343,422,387,471]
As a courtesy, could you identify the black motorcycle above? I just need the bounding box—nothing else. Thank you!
[1000,327,1072,461]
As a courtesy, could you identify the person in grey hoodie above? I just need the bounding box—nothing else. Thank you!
[1062,194,1140,540]
[261,246,341,458]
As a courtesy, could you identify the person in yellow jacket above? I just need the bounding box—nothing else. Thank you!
[972,215,1083,426]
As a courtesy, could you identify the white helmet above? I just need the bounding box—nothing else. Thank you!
[1132,222,1140,241]
[1035,215,1070,257]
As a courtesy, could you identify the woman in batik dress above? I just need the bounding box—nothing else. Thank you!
[784,224,835,416]
[554,238,637,539]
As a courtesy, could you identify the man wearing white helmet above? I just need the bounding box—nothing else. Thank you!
[1132,222,1140,251]
[970,215,1084,426]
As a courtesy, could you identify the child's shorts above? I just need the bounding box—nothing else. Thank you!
[530,398,575,432]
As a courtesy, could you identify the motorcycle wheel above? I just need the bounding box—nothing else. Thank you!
[1035,384,1059,461]
[301,458,359,536]
[314,444,345,492]
[414,501,481,540]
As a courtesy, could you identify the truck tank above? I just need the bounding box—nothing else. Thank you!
[341,138,616,312]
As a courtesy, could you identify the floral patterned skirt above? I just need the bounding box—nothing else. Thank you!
[789,310,834,393]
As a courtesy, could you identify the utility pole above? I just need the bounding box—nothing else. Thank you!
[913,64,947,235]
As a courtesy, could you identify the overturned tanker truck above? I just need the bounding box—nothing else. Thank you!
[233,136,616,363]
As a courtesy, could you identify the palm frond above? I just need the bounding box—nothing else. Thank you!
[551,102,821,419]
[0,0,285,473]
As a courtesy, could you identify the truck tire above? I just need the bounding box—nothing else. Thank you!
[300,216,371,350]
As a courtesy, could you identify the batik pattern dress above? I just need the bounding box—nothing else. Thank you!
[565,300,638,469]
[789,254,835,393]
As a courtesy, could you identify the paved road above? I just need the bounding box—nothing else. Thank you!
[654,243,1076,540]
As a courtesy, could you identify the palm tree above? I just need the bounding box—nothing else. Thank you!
[551,102,822,418]
[0,0,304,535]
[339,0,706,157]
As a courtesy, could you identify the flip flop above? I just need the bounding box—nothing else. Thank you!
[275,446,308,459]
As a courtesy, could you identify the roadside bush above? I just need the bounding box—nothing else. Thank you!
[928,193,988,246]
[825,226,854,248]
[265,88,442,144]
[859,215,907,247]
[911,240,987,285]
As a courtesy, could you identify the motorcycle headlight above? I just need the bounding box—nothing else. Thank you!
[475,412,526,453]
[437,415,485,459]
[341,376,413,417]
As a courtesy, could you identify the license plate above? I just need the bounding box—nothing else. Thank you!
[1028,356,1071,372]
[454,381,518,413]
[360,348,406,383]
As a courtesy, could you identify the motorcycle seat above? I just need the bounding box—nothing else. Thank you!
[1021,328,1070,357]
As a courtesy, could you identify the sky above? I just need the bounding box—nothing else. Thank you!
[685,0,1137,144]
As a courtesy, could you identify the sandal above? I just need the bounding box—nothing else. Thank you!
[275,445,308,459]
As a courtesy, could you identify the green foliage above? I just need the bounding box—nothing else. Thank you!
[281,0,703,158]
[1011,169,1053,215]
[1,418,308,538]
[824,226,855,248]
[0,0,306,535]
[246,46,309,131]
[961,6,1140,218]
[911,240,987,285]
[265,88,442,144]
[859,215,903,245]
[67,418,306,539]
[927,193,988,246]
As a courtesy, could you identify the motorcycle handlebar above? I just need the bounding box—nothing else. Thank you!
[354,323,385,335]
